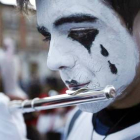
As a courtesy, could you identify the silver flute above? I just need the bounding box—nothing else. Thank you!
[9,85,116,113]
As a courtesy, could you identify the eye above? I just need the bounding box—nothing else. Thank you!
[42,33,51,42]
[68,28,98,40]
[43,34,51,42]
[68,27,99,53]
[37,26,51,42]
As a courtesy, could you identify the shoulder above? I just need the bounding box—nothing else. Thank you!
[93,122,140,140]
[65,108,93,140]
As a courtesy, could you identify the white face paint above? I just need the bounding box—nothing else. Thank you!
[36,0,139,113]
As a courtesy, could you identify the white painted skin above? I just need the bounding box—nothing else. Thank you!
[36,0,139,113]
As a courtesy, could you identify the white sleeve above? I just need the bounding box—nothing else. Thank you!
[0,93,27,140]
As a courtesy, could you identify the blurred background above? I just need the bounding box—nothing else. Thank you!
[0,1,74,140]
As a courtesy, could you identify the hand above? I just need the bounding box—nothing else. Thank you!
[0,93,27,140]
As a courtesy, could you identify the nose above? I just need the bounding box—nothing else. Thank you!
[47,43,76,71]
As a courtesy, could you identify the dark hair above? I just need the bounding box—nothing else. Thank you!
[16,0,30,12]
[104,0,140,32]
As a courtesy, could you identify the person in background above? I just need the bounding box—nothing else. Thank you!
[0,38,42,140]
[0,37,27,99]
[0,37,27,139]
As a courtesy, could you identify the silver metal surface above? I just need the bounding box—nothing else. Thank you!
[9,85,116,113]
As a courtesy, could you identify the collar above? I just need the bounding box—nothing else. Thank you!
[92,103,140,135]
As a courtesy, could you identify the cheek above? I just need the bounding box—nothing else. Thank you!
[100,44,109,57]
[89,41,137,91]
[108,61,117,74]
[59,27,138,91]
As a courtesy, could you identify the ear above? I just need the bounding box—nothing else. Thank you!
[133,11,140,49]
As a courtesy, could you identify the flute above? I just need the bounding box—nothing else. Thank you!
[9,85,116,113]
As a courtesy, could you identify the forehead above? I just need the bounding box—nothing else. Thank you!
[36,0,123,33]
[36,0,112,26]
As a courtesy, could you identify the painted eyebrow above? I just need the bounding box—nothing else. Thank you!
[37,26,50,36]
[54,14,97,27]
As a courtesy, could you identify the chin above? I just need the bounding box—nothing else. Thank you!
[78,99,114,113]
[77,84,127,113]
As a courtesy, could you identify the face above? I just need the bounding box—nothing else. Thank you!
[36,0,139,113]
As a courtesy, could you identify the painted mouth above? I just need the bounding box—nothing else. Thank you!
[68,82,90,90]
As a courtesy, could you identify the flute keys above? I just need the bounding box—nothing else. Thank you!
[66,88,89,95]
[104,85,116,98]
